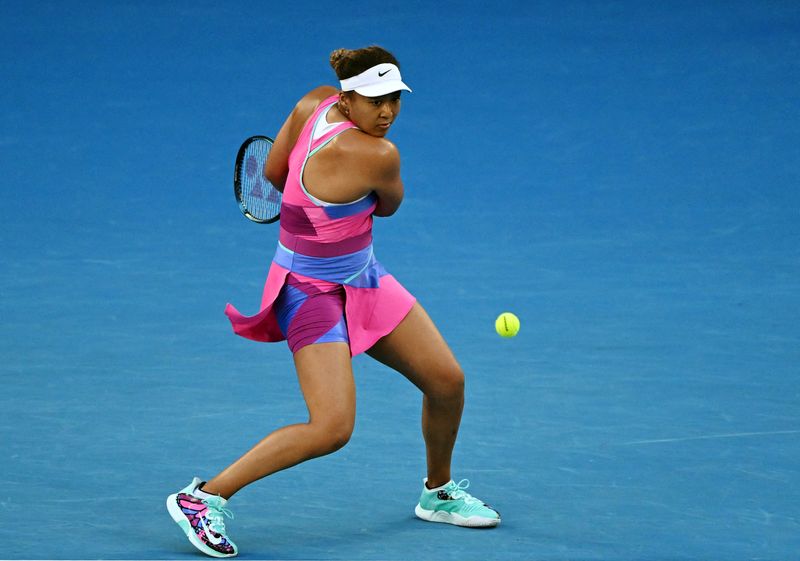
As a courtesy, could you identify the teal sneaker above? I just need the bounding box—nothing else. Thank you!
[166,477,238,558]
[415,478,501,528]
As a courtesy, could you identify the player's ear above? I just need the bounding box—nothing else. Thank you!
[338,91,352,118]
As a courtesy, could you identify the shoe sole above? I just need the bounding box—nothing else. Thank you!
[166,494,237,558]
[415,504,501,528]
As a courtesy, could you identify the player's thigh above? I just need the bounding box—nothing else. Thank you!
[366,302,464,398]
[293,341,356,431]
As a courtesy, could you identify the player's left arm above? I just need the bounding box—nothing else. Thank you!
[266,86,338,192]
[264,114,294,192]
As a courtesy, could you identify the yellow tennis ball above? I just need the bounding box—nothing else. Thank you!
[495,312,520,338]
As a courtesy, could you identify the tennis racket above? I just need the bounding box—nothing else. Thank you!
[233,135,281,223]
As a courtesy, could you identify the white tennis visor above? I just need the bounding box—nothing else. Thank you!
[339,63,412,97]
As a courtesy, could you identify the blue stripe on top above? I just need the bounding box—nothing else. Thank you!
[273,242,386,288]
[321,192,378,219]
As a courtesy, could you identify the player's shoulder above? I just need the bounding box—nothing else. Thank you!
[371,137,400,168]
[332,132,399,177]
[292,86,339,120]
[339,130,398,161]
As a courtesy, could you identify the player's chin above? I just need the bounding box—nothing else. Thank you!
[372,124,391,136]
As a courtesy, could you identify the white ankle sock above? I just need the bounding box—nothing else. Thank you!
[193,482,215,499]
[424,479,452,492]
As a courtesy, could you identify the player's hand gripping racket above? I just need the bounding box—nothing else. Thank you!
[233,135,281,223]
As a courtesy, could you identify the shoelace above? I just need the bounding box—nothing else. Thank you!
[445,479,480,504]
[203,498,234,535]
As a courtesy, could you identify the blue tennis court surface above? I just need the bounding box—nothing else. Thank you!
[2,1,799,559]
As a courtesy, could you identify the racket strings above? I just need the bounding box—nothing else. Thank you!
[237,138,280,222]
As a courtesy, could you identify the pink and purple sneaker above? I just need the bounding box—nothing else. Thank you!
[167,477,238,558]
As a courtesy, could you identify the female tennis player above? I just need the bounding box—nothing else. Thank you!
[167,45,499,558]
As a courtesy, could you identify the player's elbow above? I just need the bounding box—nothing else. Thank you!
[373,184,403,217]
[373,199,401,217]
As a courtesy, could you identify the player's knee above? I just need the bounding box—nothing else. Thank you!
[430,363,465,401]
[320,428,352,455]
[309,417,353,455]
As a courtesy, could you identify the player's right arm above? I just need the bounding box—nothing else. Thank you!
[368,139,404,217]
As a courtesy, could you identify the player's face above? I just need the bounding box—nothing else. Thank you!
[345,92,402,137]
